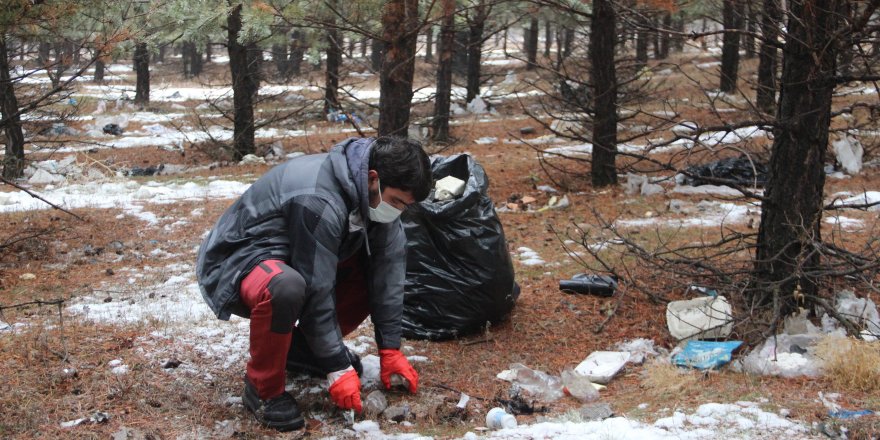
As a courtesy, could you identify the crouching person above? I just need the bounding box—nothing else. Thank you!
[196,137,431,431]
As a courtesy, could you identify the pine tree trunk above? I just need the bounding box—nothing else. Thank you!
[425,26,434,62]
[837,1,853,76]
[94,58,105,82]
[752,0,841,314]
[432,0,455,142]
[636,17,649,70]
[38,42,50,66]
[672,14,685,52]
[744,3,757,59]
[564,28,574,58]
[156,44,166,63]
[324,26,342,114]
[465,9,486,104]
[452,30,469,74]
[227,3,260,160]
[360,37,367,58]
[756,0,782,114]
[659,12,671,59]
[183,42,193,78]
[290,31,304,76]
[272,43,289,79]
[590,0,618,187]
[205,42,212,63]
[544,20,552,58]
[1,36,25,179]
[720,0,743,93]
[526,18,539,69]
[134,42,150,106]
[370,38,383,72]
[378,0,419,137]
[191,44,203,77]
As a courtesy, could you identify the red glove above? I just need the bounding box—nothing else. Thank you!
[379,349,419,393]
[328,369,362,412]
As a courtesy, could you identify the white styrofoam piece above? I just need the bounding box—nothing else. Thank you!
[666,296,733,340]
[573,351,631,384]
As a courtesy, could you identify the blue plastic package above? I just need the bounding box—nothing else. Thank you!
[829,409,874,419]
[672,340,743,370]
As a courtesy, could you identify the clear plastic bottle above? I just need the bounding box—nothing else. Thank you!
[561,369,600,402]
[363,390,387,418]
[486,407,517,430]
[509,363,565,402]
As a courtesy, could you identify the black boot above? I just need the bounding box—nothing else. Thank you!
[242,378,305,431]
[286,330,363,377]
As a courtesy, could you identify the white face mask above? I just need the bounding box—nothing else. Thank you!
[368,179,403,223]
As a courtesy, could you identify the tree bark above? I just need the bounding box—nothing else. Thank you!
[272,43,289,79]
[636,16,649,70]
[290,31,304,76]
[432,0,455,142]
[134,42,150,106]
[756,0,782,114]
[719,0,743,93]
[1,36,25,179]
[324,25,342,115]
[465,3,488,104]
[360,37,367,58]
[94,58,105,82]
[227,3,260,159]
[378,0,419,137]
[590,0,618,187]
[672,14,685,52]
[425,26,434,62]
[544,20,552,58]
[564,27,574,58]
[659,12,671,59]
[526,18,539,69]
[370,38,383,72]
[744,2,757,59]
[752,0,841,314]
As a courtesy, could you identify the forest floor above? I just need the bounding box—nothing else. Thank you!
[1,46,880,439]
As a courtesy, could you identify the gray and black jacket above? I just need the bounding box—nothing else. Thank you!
[196,137,406,372]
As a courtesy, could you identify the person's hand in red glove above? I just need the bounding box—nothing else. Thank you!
[379,349,419,393]
[328,367,362,412]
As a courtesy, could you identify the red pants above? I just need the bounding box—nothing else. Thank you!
[239,256,370,399]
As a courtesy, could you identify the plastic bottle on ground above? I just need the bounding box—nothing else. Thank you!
[486,407,517,430]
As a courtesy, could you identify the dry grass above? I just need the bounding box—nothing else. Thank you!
[815,335,880,393]
[639,359,701,398]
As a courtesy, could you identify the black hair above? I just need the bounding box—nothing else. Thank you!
[369,136,432,202]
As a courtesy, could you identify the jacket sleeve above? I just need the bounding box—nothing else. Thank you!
[284,195,351,372]
[366,220,407,350]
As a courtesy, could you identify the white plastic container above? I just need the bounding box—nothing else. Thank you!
[666,296,733,340]
[486,407,517,430]
[573,351,631,384]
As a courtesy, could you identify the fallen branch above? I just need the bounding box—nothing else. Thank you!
[0,177,84,221]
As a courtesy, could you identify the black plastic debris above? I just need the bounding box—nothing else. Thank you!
[682,156,768,187]
[559,274,618,297]
[401,154,520,340]
[162,358,182,369]
[127,165,164,176]
[102,123,124,136]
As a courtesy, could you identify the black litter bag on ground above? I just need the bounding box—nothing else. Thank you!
[682,156,768,187]
[401,154,520,340]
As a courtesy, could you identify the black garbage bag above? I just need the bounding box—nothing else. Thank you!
[682,156,768,187]
[401,154,520,340]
